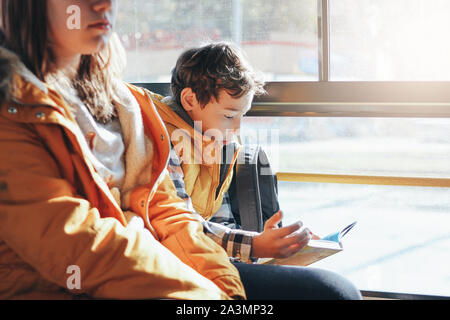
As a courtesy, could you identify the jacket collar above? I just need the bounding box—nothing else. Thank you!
[156,95,242,167]
[162,96,195,128]
[0,46,77,121]
[158,96,241,146]
[0,46,49,95]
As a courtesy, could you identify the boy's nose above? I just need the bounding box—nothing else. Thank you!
[227,124,241,139]
[233,119,241,131]
[92,0,112,12]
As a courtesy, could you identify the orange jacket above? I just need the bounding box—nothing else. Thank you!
[155,99,241,220]
[0,53,245,299]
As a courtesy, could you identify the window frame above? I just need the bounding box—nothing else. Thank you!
[137,81,450,188]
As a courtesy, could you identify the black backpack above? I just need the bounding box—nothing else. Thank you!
[228,145,281,232]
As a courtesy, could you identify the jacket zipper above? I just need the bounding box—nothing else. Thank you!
[143,91,171,241]
[215,146,240,205]
[205,163,219,217]
[205,144,241,216]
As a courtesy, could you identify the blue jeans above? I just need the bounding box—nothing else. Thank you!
[232,262,362,300]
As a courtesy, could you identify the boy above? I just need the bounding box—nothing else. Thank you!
[154,42,361,300]
[154,42,362,300]
[156,42,313,263]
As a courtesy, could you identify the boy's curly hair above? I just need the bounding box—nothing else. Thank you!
[171,42,266,107]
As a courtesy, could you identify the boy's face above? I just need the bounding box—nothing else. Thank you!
[183,89,254,144]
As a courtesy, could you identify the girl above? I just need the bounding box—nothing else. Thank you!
[0,0,245,299]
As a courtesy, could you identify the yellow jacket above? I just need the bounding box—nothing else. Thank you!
[0,49,245,300]
[155,98,241,220]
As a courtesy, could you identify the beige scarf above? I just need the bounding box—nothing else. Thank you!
[46,75,154,210]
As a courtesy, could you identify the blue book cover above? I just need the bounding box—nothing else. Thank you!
[258,221,357,266]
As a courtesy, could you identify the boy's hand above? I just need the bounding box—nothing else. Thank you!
[252,211,312,259]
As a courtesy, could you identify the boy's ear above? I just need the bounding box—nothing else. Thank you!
[180,88,200,111]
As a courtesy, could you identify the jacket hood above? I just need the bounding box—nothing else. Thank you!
[158,96,199,137]
[0,49,13,104]
[157,96,241,149]
[0,46,49,105]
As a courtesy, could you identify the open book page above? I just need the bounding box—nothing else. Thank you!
[257,221,357,266]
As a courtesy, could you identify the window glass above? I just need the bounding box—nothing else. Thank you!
[277,181,450,296]
[241,117,450,178]
[330,0,450,80]
[241,116,450,296]
[115,0,318,82]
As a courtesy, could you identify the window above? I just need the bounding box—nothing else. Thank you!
[118,0,450,298]
[115,0,318,82]
[330,0,450,80]
[277,181,450,296]
[241,116,450,296]
[241,117,450,178]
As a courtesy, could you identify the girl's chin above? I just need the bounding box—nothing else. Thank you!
[81,35,111,54]
[95,36,111,51]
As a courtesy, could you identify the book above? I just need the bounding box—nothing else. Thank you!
[257,221,357,266]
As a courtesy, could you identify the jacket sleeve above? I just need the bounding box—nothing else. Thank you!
[0,116,230,300]
[167,147,257,263]
[131,170,247,299]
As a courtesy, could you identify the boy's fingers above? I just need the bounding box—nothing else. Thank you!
[311,233,321,240]
[264,211,283,229]
[283,239,310,257]
[273,221,303,238]
[278,228,311,249]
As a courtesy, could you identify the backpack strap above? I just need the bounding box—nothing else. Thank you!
[256,148,280,223]
[235,145,263,232]
[230,145,280,232]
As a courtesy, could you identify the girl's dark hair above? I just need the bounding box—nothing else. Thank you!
[171,42,266,107]
[0,0,50,80]
[0,0,121,123]
[0,31,12,103]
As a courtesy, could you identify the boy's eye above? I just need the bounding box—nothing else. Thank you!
[224,115,234,119]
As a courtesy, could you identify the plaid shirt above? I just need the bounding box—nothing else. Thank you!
[167,147,257,263]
